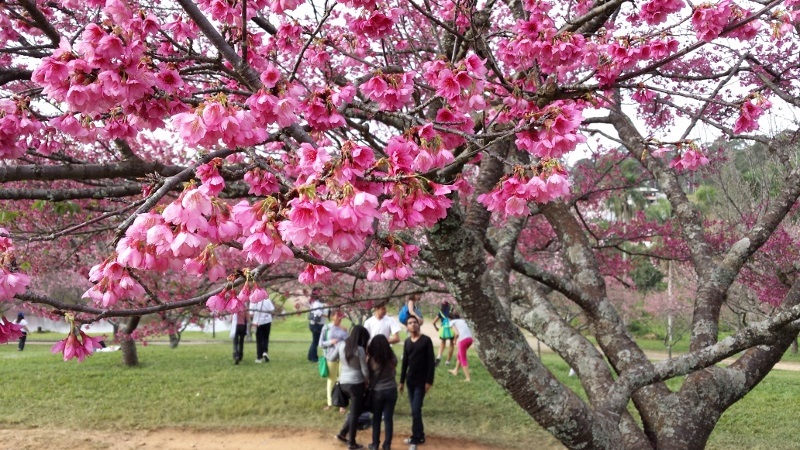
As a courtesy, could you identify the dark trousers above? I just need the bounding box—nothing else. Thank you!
[18,333,26,351]
[407,383,427,442]
[338,382,366,446]
[232,325,246,361]
[308,323,323,362]
[371,387,398,450]
[255,322,272,358]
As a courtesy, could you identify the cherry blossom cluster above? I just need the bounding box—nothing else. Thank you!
[423,54,488,110]
[0,227,30,302]
[367,241,420,281]
[638,0,685,25]
[206,276,267,313]
[0,99,42,159]
[499,15,585,76]
[515,101,586,159]
[691,1,734,41]
[668,146,710,171]
[196,0,272,26]
[0,316,24,344]
[350,9,400,39]
[172,96,268,148]
[477,164,571,218]
[51,318,105,362]
[733,95,771,134]
[303,86,355,132]
[82,258,146,307]
[361,71,416,111]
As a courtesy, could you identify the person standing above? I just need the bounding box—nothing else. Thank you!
[320,310,349,412]
[431,302,454,367]
[308,287,328,362]
[399,316,435,449]
[334,325,370,450]
[363,303,401,344]
[399,294,423,326]
[367,334,398,450]
[448,313,474,382]
[230,309,247,365]
[251,294,275,363]
[16,312,29,351]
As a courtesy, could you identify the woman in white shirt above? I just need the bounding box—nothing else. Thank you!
[448,312,473,382]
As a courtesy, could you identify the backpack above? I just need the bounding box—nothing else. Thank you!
[399,304,422,325]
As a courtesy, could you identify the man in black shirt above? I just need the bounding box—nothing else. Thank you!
[399,316,435,447]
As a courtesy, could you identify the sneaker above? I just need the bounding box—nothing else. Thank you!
[254,359,263,363]
[402,438,425,445]
[335,434,348,444]
[263,352,270,362]
[445,361,450,366]
[368,444,379,450]
[347,445,364,450]
[408,445,417,450]
[434,357,441,367]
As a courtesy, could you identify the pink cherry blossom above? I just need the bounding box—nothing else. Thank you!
[692,1,732,41]
[298,264,332,284]
[639,0,685,25]
[669,149,710,171]
[0,316,24,344]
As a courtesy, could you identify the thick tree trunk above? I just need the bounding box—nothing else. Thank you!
[120,316,141,367]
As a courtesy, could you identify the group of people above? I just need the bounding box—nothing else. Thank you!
[310,294,472,450]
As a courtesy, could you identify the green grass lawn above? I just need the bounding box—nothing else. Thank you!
[0,324,558,449]
[2,320,799,449]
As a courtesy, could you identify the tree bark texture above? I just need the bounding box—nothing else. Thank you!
[120,316,141,367]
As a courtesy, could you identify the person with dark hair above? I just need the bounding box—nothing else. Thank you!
[16,312,29,351]
[334,325,370,450]
[364,303,401,345]
[399,316,435,449]
[448,312,474,382]
[367,334,398,450]
[307,287,328,362]
[432,302,454,367]
[251,294,275,363]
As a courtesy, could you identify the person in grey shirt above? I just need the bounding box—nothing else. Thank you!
[334,325,370,450]
[367,334,398,450]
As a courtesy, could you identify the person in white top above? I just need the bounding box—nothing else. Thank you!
[307,287,328,362]
[448,312,474,382]
[16,312,29,351]
[363,303,401,344]
[250,294,275,363]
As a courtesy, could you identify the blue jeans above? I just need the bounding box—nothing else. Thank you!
[338,382,366,446]
[308,323,323,362]
[406,383,426,443]
[371,387,397,450]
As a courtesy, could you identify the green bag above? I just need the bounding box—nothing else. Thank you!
[439,315,454,340]
[319,357,329,377]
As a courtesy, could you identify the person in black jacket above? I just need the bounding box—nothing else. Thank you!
[398,316,434,448]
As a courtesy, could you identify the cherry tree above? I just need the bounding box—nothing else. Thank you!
[2,0,800,447]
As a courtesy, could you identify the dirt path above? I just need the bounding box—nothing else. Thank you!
[0,427,517,450]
